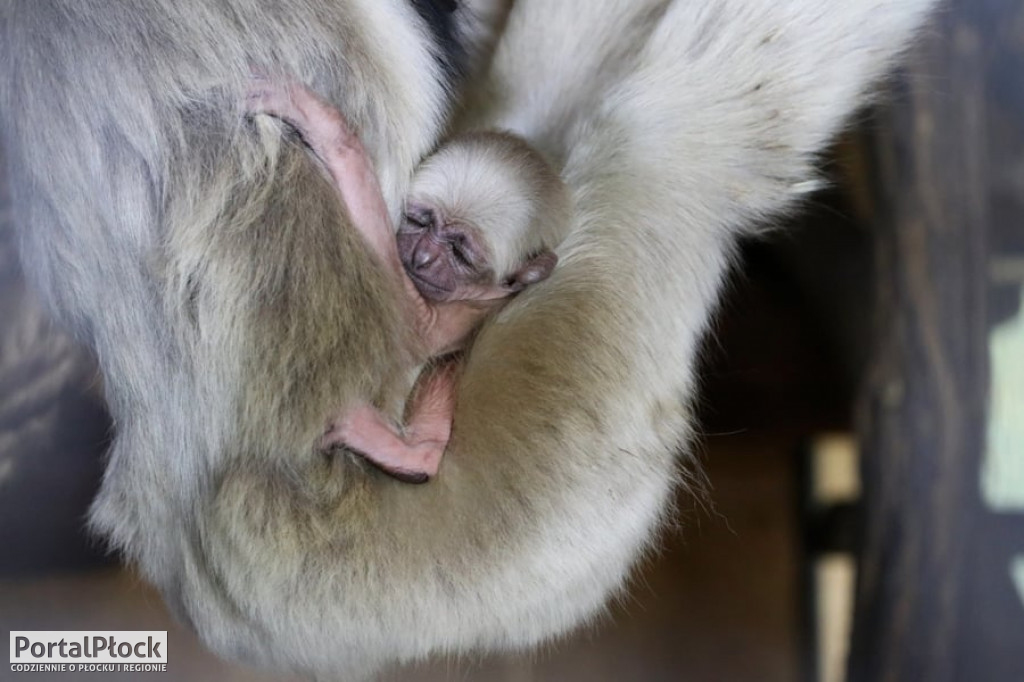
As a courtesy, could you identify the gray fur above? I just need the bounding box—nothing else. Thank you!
[1,0,935,679]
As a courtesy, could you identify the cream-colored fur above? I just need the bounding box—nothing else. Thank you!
[410,130,570,275]
[0,0,935,679]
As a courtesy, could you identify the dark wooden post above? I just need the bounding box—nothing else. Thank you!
[849,1,1024,680]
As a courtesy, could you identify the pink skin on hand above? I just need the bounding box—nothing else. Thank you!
[322,362,458,483]
[247,78,401,274]
[248,78,476,481]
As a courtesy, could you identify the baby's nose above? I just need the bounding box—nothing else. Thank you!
[413,244,438,270]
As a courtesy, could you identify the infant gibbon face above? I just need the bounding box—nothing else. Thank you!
[397,131,570,304]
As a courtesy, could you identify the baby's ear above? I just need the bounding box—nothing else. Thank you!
[503,250,559,293]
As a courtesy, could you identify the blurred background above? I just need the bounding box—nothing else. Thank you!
[2,1,1023,680]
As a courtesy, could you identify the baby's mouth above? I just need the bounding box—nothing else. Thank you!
[405,270,452,302]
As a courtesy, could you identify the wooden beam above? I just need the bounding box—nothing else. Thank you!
[849,1,1024,680]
